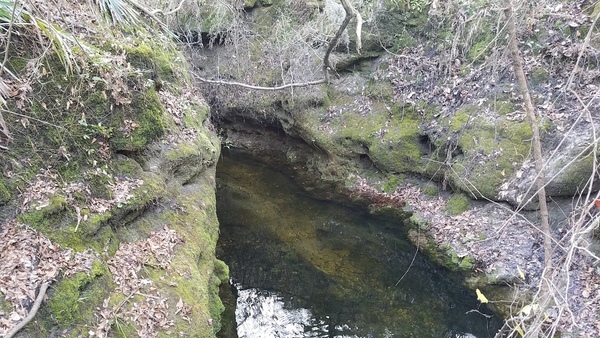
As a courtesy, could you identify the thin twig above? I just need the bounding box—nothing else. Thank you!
[395,226,419,286]
[1,109,63,129]
[565,10,600,91]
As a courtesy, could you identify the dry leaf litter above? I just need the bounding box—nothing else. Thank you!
[0,220,96,336]
[93,227,185,338]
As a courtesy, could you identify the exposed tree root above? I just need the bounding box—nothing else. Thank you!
[5,283,50,338]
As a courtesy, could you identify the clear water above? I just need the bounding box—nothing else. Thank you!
[216,153,502,337]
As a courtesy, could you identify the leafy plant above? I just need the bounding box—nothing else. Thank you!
[90,0,140,26]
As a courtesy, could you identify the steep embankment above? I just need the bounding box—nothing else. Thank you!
[0,2,225,337]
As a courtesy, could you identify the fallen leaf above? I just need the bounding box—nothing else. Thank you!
[519,303,539,316]
[175,297,183,315]
[476,288,488,303]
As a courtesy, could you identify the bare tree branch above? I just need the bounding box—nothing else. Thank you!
[323,0,361,83]
[195,75,326,90]
[505,0,552,265]
[198,0,362,89]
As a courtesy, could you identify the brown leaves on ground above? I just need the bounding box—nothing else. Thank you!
[0,221,96,337]
[93,227,185,338]
[19,167,143,214]
[159,86,209,145]
[349,176,405,209]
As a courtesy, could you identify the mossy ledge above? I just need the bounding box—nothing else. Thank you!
[0,23,224,338]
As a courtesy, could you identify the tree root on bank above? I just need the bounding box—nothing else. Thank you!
[5,283,50,338]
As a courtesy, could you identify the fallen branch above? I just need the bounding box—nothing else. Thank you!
[1,108,63,129]
[5,283,50,338]
[195,76,326,91]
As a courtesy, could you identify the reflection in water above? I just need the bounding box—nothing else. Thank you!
[235,286,325,338]
[235,285,390,338]
[216,153,502,337]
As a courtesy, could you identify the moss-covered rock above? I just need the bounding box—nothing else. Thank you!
[446,194,469,215]
[109,88,167,152]
[442,104,534,199]
[46,261,110,329]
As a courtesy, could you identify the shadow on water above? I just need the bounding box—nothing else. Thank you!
[216,153,503,337]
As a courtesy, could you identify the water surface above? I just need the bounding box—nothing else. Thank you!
[216,153,502,337]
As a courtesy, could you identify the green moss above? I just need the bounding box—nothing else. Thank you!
[208,273,226,331]
[88,172,114,200]
[408,213,429,231]
[113,155,143,176]
[550,151,597,195]
[109,88,166,152]
[467,25,494,62]
[0,294,12,323]
[459,256,475,270]
[119,162,223,336]
[421,182,438,196]
[450,109,471,132]
[110,172,167,227]
[383,176,401,193]
[213,259,230,283]
[445,104,533,198]
[47,261,111,328]
[84,90,110,117]
[468,39,491,62]
[0,180,10,205]
[446,194,469,215]
[530,67,549,85]
[369,114,423,173]
[182,102,210,129]
[371,0,429,51]
[593,2,600,19]
[366,79,394,101]
[445,246,475,272]
[124,40,177,83]
[493,101,515,116]
[406,226,462,271]
[245,0,258,7]
[17,193,120,253]
[18,196,67,226]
